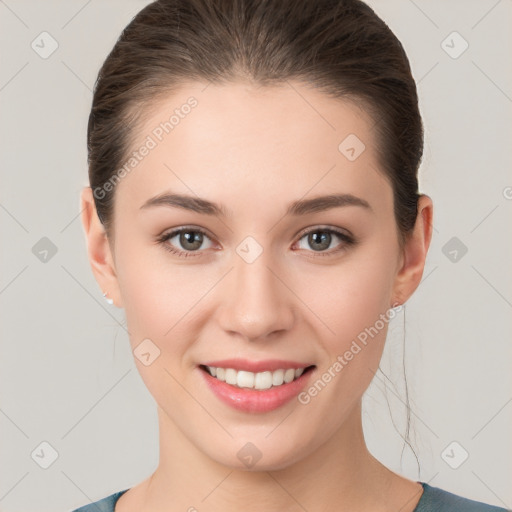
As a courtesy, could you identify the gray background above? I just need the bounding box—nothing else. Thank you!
[0,1,511,511]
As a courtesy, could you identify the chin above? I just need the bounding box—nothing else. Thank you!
[203,434,313,473]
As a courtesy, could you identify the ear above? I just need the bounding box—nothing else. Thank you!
[80,187,123,308]
[391,194,434,307]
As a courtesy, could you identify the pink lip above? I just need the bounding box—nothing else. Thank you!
[202,358,311,373]
[198,363,315,414]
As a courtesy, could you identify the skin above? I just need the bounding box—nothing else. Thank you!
[81,80,433,512]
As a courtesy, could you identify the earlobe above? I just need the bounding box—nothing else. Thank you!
[80,187,122,308]
[391,194,434,307]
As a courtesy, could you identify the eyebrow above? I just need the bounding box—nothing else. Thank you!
[139,191,372,217]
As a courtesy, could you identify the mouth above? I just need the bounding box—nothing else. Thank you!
[198,360,316,413]
[199,364,316,390]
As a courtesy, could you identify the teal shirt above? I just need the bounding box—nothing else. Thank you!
[70,482,510,511]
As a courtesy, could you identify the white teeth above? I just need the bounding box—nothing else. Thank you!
[205,365,309,390]
[284,368,295,383]
[254,371,272,390]
[272,369,284,386]
[237,370,255,388]
[225,368,237,385]
[216,367,225,381]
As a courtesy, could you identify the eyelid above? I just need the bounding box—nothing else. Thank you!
[158,225,214,239]
[294,224,354,241]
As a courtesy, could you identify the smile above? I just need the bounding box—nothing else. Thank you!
[201,365,314,390]
[198,360,316,413]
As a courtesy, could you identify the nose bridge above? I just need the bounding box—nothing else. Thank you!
[218,244,295,341]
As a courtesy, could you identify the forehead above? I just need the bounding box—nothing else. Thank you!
[114,81,392,218]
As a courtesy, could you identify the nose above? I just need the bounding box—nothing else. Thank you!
[217,249,296,342]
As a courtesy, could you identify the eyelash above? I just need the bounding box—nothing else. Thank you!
[156,226,356,259]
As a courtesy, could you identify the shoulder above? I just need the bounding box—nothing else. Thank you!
[69,489,129,512]
[415,482,510,512]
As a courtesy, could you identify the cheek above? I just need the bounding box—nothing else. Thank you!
[114,236,174,343]
[293,250,398,428]
[295,245,398,349]
[115,237,216,359]
[114,244,206,409]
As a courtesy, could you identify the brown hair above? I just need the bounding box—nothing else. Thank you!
[88,0,423,245]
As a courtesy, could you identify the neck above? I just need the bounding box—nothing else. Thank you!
[140,400,402,512]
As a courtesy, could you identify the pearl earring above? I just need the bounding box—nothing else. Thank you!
[102,291,114,305]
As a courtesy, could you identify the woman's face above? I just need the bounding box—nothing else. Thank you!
[86,81,425,470]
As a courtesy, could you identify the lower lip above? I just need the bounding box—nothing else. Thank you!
[199,366,314,413]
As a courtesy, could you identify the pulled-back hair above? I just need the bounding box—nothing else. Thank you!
[87,0,423,244]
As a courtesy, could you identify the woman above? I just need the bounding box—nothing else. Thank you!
[74,0,509,510]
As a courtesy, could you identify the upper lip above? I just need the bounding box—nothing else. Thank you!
[201,359,314,373]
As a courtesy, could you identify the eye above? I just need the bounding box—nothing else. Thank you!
[294,227,355,256]
[157,227,214,257]
[157,225,356,258]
